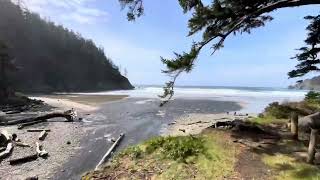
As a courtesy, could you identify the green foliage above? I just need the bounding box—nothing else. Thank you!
[264,102,293,119]
[250,116,287,125]
[289,15,320,78]
[118,0,143,21]
[145,136,205,161]
[119,146,143,159]
[88,131,238,179]
[0,0,133,93]
[119,0,320,104]
[263,154,320,180]
[304,91,320,104]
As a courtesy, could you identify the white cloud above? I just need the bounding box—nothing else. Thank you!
[13,0,108,24]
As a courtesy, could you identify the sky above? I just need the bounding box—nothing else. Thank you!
[17,0,320,87]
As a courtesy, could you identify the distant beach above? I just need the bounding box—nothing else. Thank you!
[0,86,307,179]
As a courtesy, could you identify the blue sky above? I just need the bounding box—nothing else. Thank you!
[20,0,320,87]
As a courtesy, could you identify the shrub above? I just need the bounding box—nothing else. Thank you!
[305,91,320,104]
[264,102,293,119]
[145,136,205,162]
[119,146,143,159]
[161,136,205,161]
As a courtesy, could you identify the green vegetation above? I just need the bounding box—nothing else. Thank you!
[83,131,239,179]
[263,154,320,180]
[264,102,293,119]
[304,91,320,109]
[120,0,320,103]
[0,0,133,93]
[250,115,287,125]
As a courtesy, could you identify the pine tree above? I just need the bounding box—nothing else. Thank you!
[0,41,16,99]
[289,15,320,78]
[120,0,320,104]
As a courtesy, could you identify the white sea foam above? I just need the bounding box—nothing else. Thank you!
[75,86,309,113]
[79,86,307,99]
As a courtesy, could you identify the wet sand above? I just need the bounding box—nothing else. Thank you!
[1,95,243,179]
[52,98,242,180]
[0,95,126,180]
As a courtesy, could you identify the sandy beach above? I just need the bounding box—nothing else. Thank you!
[164,113,255,136]
[1,94,245,179]
[0,94,127,180]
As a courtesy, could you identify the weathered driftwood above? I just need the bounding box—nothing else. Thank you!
[307,129,318,164]
[0,142,13,160]
[25,176,38,180]
[36,142,48,157]
[17,120,47,129]
[95,133,125,170]
[14,142,30,147]
[290,112,299,140]
[27,129,51,132]
[299,112,320,130]
[298,112,320,164]
[38,130,48,141]
[9,154,38,165]
[3,109,77,127]
[0,130,12,146]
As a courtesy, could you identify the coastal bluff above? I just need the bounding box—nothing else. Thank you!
[289,76,320,91]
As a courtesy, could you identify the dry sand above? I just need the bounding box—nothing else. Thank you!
[165,113,255,136]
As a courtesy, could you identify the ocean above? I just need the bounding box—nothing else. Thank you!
[80,85,308,113]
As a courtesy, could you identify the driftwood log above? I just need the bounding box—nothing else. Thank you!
[290,112,299,140]
[9,154,38,165]
[2,109,77,127]
[0,130,12,146]
[14,142,30,147]
[36,142,48,157]
[299,112,320,164]
[0,142,13,160]
[38,130,48,141]
[27,129,51,132]
[95,133,125,170]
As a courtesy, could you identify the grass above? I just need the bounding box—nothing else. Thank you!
[83,130,239,180]
[262,154,320,180]
[249,115,287,125]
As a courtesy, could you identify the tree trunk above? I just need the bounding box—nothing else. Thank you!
[290,112,299,140]
[307,129,318,164]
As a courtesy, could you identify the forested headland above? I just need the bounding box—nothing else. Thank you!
[0,0,133,93]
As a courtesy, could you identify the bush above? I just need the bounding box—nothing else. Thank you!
[119,146,143,159]
[145,136,205,161]
[305,91,320,104]
[264,102,293,119]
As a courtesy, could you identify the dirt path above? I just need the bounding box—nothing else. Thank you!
[235,146,272,180]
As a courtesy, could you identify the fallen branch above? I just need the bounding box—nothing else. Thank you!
[3,109,77,126]
[95,133,125,170]
[36,142,48,157]
[14,142,31,147]
[27,129,51,132]
[0,130,12,146]
[9,154,38,165]
[0,142,13,160]
[186,121,209,125]
[38,130,48,141]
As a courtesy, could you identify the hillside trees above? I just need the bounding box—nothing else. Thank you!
[0,0,133,93]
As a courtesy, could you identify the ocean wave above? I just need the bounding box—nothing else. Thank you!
[84,86,307,99]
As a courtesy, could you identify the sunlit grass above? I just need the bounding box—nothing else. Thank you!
[84,130,239,179]
[262,154,320,180]
[249,116,287,125]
